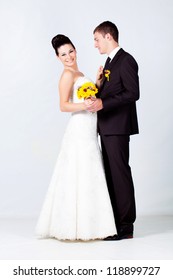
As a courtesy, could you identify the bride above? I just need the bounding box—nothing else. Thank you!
[35,34,116,241]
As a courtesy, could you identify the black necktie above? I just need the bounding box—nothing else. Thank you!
[104,57,111,69]
[99,57,111,89]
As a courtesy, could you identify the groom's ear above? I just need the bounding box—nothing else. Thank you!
[105,33,112,41]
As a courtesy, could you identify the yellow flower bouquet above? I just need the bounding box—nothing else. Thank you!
[77,82,98,99]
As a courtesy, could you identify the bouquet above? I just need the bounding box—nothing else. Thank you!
[77,82,98,99]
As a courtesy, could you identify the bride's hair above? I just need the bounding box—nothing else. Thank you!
[51,34,76,56]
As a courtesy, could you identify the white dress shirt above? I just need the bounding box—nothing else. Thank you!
[108,46,121,61]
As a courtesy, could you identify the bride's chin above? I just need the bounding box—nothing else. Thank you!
[67,62,75,67]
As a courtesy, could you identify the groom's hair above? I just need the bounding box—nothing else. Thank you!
[93,21,119,43]
[51,34,76,56]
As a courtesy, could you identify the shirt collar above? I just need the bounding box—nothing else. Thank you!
[108,46,121,61]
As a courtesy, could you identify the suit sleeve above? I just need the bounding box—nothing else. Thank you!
[102,55,140,112]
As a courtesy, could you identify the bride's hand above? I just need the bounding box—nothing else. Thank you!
[84,98,95,107]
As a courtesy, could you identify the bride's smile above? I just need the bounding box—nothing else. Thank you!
[58,44,77,67]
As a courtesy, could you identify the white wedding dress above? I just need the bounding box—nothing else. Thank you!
[35,76,116,240]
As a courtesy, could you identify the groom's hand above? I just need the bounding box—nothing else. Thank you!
[86,97,103,112]
[84,98,94,106]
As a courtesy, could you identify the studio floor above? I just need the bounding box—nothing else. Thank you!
[0,215,173,260]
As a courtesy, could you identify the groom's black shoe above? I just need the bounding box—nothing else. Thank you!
[104,233,133,241]
[103,234,119,241]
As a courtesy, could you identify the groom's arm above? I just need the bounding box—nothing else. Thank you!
[102,55,140,112]
[86,55,139,113]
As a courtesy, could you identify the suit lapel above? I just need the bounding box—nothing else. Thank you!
[108,48,124,71]
[100,48,124,90]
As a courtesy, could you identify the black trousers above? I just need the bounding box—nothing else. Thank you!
[100,134,136,235]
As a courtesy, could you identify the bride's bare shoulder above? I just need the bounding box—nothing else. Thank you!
[60,69,75,80]
[59,70,75,87]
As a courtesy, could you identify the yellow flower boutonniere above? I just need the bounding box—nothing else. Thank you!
[104,70,111,81]
[77,82,98,99]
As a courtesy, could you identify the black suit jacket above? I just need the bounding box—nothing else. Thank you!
[98,48,139,135]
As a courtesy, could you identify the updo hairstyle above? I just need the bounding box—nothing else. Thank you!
[51,34,76,56]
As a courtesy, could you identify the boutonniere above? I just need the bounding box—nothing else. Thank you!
[104,70,111,81]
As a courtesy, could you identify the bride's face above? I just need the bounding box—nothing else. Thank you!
[58,44,77,67]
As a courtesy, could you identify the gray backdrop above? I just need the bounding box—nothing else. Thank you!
[0,0,172,218]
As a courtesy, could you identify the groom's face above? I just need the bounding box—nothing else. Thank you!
[94,32,108,54]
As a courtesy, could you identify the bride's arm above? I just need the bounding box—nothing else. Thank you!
[59,71,86,112]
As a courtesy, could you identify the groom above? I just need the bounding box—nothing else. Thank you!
[86,21,140,240]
